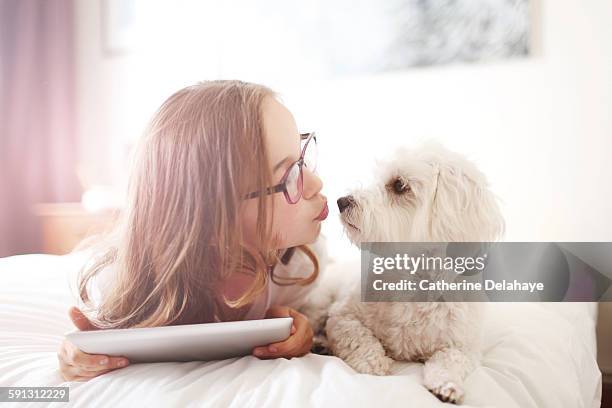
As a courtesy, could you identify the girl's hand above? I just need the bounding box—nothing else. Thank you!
[57,307,130,381]
[252,305,313,359]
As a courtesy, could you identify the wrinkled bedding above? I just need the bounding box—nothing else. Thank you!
[0,253,601,407]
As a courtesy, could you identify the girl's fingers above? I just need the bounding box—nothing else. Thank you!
[72,353,129,371]
[71,373,107,382]
[66,347,109,370]
[253,307,314,359]
[107,356,130,368]
[59,340,129,382]
[253,314,311,358]
[254,306,296,356]
[61,359,126,381]
[258,337,298,357]
[285,312,313,356]
[264,305,291,319]
[252,333,298,358]
[59,360,93,382]
[58,356,77,381]
[65,367,110,380]
[63,340,129,371]
[76,367,115,377]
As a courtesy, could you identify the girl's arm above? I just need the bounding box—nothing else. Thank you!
[58,307,130,381]
[250,236,330,359]
[251,305,313,359]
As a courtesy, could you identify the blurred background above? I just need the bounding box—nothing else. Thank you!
[1,0,612,398]
[1,0,611,261]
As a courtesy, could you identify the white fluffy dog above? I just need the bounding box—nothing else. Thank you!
[324,144,504,404]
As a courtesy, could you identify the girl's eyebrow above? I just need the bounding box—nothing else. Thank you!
[273,156,291,172]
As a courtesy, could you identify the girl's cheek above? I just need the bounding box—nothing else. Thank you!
[273,203,307,246]
[273,205,297,235]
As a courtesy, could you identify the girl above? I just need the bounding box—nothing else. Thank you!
[58,80,329,381]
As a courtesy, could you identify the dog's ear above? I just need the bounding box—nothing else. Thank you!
[429,163,505,242]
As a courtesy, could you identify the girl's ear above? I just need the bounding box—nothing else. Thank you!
[429,163,505,242]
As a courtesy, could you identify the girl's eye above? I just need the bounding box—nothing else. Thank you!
[286,163,299,184]
[284,162,301,199]
[392,177,410,194]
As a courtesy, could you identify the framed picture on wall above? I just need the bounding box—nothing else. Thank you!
[212,0,531,77]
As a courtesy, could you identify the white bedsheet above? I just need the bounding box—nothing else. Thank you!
[0,253,602,408]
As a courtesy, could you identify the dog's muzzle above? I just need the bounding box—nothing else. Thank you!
[337,195,356,213]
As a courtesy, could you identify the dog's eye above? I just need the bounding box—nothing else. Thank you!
[392,177,410,194]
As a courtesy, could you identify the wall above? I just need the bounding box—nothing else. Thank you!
[75,0,612,258]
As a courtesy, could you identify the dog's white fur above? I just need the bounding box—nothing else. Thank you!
[320,144,504,404]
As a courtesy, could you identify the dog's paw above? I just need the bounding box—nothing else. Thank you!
[347,353,393,376]
[426,381,464,404]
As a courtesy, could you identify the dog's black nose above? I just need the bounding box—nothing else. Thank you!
[337,195,355,213]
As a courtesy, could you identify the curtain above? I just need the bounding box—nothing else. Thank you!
[0,0,81,257]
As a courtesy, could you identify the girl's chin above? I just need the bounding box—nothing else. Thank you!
[280,225,321,248]
[309,223,322,242]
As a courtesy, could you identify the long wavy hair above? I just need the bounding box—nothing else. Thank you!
[77,80,319,329]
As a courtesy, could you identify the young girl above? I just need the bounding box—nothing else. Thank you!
[58,80,329,381]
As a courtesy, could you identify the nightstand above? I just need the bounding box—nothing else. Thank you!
[32,203,119,255]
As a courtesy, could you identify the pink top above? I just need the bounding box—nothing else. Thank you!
[242,275,274,320]
[89,236,328,321]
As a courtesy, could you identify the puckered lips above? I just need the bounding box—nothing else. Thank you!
[314,201,328,221]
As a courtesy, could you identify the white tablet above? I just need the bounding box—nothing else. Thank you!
[65,317,293,363]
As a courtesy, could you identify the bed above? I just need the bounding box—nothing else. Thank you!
[0,253,602,407]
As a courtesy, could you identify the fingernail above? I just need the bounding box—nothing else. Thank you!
[291,325,296,334]
[99,358,109,365]
[117,359,128,367]
[254,349,264,356]
[268,346,277,353]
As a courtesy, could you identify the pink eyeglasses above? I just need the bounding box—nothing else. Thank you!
[244,132,317,204]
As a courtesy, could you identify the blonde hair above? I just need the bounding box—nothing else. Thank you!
[77,80,318,328]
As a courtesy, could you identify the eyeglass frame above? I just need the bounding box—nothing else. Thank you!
[243,132,317,204]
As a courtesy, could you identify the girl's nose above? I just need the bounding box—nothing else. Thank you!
[302,167,323,199]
